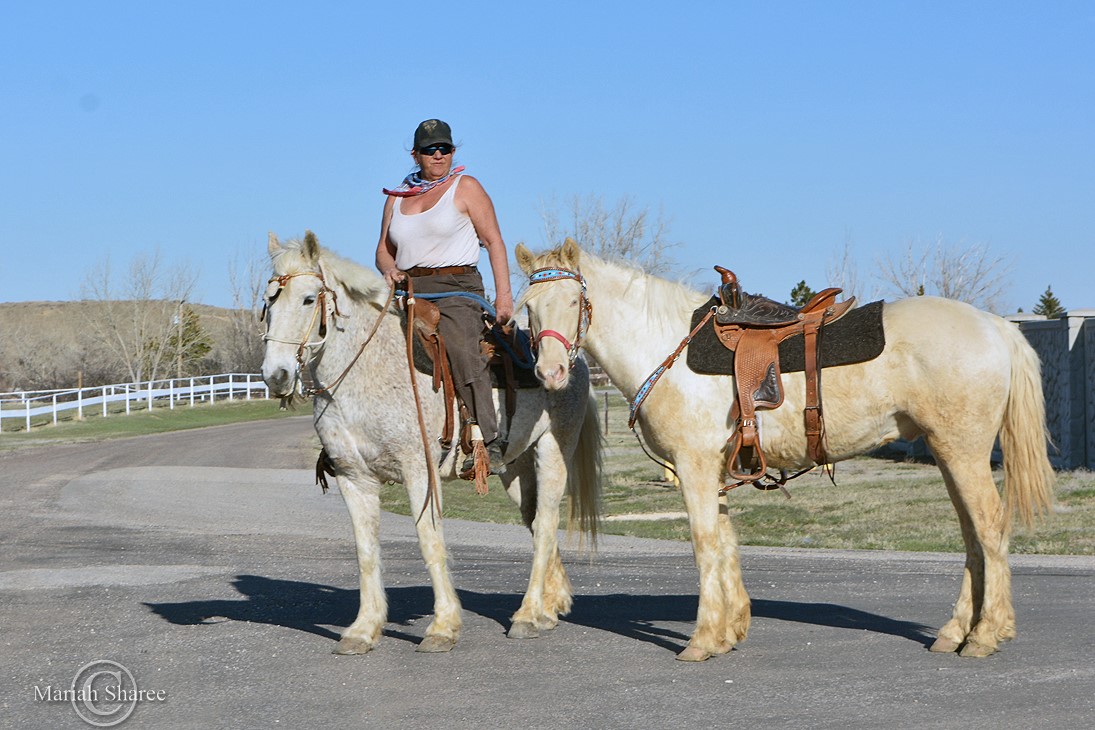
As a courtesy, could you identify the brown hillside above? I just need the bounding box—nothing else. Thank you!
[0,301,262,391]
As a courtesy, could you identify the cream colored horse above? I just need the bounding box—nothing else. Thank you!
[516,238,1053,662]
[262,232,601,654]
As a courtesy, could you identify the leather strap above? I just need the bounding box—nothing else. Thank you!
[406,265,477,277]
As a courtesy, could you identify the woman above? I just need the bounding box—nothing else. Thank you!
[376,119,513,472]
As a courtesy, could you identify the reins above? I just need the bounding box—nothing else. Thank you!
[400,278,444,525]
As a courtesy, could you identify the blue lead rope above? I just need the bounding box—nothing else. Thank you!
[395,289,497,319]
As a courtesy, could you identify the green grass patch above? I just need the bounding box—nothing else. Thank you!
[0,398,307,451]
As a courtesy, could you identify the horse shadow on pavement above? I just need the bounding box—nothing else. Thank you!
[144,575,935,654]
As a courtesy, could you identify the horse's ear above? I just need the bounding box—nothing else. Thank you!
[268,231,280,256]
[514,243,535,274]
[561,237,581,267]
[303,230,319,261]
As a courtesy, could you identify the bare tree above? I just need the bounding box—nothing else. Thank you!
[539,193,679,274]
[826,235,862,302]
[877,237,1013,314]
[80,250,200,383]
[219,248,267,373]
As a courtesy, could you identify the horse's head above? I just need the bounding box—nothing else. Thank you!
[515,237,591,391]
[261,231,341,397]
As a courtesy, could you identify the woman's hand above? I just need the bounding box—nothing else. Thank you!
[494,290,514,325]
[384,268,406,288]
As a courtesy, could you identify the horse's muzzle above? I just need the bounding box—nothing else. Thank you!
[262,365,295,398]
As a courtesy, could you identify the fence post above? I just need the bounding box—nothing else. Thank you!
[169,379,175,410]
[53,394,58,426]
[102,387,108,418]
[77,386,84,421]
[228,373,235,402]
[147,380,153,411]
[25,399,31,432]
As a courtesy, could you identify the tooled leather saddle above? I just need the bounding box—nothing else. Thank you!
[402,297,538,455]
[712,266,856,483]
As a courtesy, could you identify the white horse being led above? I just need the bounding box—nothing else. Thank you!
[262,232,602,654]
[516,238,1053,662]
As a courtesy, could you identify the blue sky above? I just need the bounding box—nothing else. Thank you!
[2,1,1093,313]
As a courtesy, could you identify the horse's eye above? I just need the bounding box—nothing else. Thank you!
[303,295,316,306]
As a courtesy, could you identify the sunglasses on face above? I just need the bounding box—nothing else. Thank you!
[419,144,454,156]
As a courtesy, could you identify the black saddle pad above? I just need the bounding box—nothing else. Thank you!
[686,297,887,375]
[398,313,541,389]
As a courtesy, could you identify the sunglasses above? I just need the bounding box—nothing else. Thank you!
[419,144,454,156]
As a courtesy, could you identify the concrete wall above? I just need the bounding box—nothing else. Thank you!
[1012,310,1095,470]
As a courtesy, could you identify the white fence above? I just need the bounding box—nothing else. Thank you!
[0,373,270,433]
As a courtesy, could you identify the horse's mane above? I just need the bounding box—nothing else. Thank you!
[518,246,710,326]
[272,237,391,309]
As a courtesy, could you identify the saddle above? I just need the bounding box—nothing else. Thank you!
[712,266,856,483]
[401,297,536,478]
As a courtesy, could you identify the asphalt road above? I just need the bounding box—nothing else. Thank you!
[1,417,1092,729]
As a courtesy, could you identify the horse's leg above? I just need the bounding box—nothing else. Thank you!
[332,476,387,655]
[929,444,1013,658]
[507,439,570,638]
[676,458,737,662]
[404,471,463,653]
[717,492,752,646]
[500,451,573,637]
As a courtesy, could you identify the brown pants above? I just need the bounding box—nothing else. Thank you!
[410,271,498,444]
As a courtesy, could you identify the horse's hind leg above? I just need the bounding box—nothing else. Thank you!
[930,446,1014,658]
[332,476,387,655]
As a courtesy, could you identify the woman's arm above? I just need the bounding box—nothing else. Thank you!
[458,176,513,323]
[375,196,404,286]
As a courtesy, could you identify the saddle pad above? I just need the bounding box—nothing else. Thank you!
[686,298,886,376]
[398,313,542,390]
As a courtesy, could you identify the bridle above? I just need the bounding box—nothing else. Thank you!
[260,268,343,395]
[526,267,592,367]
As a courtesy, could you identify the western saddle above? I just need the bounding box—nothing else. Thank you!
[712,266,855,483]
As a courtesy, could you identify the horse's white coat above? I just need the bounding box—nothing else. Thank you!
[518,239,1054,661]
[262,233,602,653]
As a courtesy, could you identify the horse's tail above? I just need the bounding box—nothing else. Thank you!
[566,386,604,545]
[998,321,1055,526]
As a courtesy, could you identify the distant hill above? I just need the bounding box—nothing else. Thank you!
[0,300,261,391]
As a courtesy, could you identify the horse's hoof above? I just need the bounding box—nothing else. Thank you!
[416,635,456,653]
[332,636,374,655]
[676,646,712,662]
[508,621,540,640]
[929,637,961,654]
[959,640,997,658]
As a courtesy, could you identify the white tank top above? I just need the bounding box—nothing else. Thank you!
[389,176,481,269]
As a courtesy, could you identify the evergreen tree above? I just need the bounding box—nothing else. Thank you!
[1033,286,1065,318]
[789,280,816,307]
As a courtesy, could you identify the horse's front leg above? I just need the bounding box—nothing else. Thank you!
[676,457,749,661]
[405,468,463,652]
[332,475,387,655]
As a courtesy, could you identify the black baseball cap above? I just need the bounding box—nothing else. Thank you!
[413,119,454,150]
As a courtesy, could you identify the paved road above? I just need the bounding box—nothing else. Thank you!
[1,418,1092,729]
